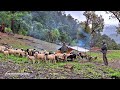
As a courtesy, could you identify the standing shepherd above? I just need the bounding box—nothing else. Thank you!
[101,40,108,66]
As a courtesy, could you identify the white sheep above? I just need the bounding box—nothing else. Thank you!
[45,54,56,63]
[27,55,36,64]
[34,52,46,63]
[0,46,6,52]
[55,53,67,62]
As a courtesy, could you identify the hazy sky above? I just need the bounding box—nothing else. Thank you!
[65,11,119,26]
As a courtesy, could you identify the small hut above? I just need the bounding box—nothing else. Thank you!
[56,42,89,54]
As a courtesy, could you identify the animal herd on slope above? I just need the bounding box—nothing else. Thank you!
[0,45,97,64]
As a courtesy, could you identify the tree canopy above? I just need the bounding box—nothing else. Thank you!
[0,11,120,49]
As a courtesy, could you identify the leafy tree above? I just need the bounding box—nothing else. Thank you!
[51,29,60,43]
[83,11,104,35]
[28,11,81,45]
[106,11,120,34]
[0,11,29,34]
[59,31,68,43]
[9,11,29,33]
[80,21,91,33]
[82,11,104,47]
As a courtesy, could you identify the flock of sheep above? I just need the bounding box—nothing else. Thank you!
[0,45,97,64]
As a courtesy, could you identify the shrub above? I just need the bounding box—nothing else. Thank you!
[18,29,27,36]
[5,27,12,33]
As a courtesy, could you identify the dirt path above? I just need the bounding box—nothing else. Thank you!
[108,60,120,69]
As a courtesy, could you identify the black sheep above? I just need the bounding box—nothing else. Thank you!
[67,54,77,61]
[78,52,87,59]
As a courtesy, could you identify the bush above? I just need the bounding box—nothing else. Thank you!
[5,27,12,33]
[18,29,27,36]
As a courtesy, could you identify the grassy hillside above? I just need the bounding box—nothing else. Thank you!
[0,32,120,79]
[0,32,61,51]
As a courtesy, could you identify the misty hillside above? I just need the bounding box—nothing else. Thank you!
[0,32,61,52]
[101,25,120,44]
[101,25,117,35]
[108,34,120,44]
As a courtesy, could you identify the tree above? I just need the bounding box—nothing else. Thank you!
[9,11,29,33]
[51,29,60,43]
[80,21,91,33]
[106,11,120,34]
[82,11,104,47]
[0,11,12,32]
[0,11,29,33]
[83,11,104,35]
[108,11,120,22]
[59,31,68,43]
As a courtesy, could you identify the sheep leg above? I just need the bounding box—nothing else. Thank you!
[48,60,50,63]
[52,60,54,63]
[54,60,56,64]
[32,60,35,64]
[4,55,7,60]
[43,59,46,63]
[43,59,45,63]
[28,60,31,64]
[38,60,40,64]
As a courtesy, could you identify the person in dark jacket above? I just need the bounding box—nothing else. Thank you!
[59,42,69,53]
[101,40,108,66]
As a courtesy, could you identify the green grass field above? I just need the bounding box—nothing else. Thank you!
[86,50,120,62]
[0,50,120,79]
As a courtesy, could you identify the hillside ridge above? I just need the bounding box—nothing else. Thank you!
[0,32,61,51]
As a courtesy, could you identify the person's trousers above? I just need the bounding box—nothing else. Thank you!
[103,53,108,66]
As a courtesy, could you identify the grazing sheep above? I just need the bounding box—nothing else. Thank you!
[13,49,23,57]
[87,56,93,61]
[55,53,67,62]
[67,54,77,61]
[7,49,16,55]
[27,55,36,64]
[26,49,32,56]
[0,46,6,52]
[45,54,56,63]
[87,56,97,61]
[26,49,36,56]
[34,52,46,63]
[19,51,26,57]
[1,50,9,57]
[78,52,87,59]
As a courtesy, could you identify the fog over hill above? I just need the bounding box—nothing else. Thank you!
[101,24,120,44]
